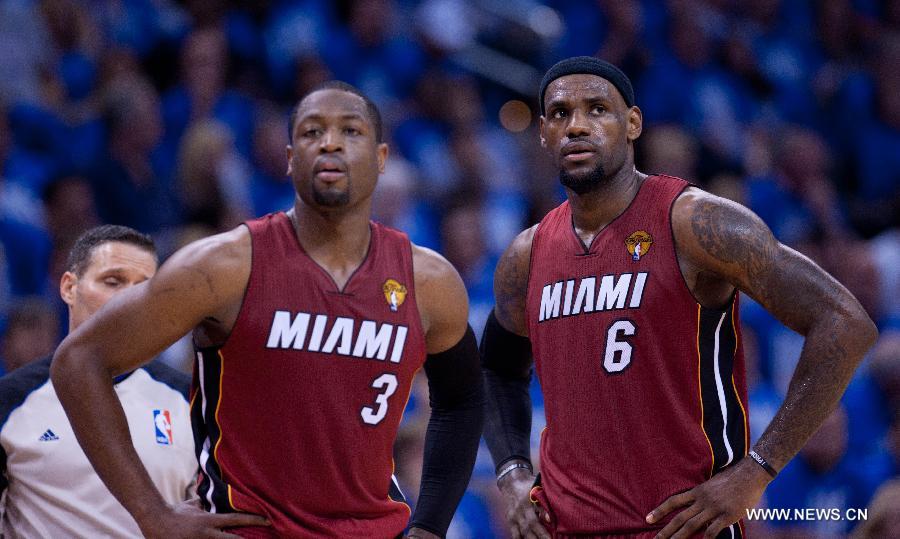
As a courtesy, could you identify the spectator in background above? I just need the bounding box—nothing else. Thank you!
[162,27,254,158]
[249,106,294,216]
[850,478,900,539]
[176,119,251,232]
[869,331,900,413]
[41,176,100,287]
[440,202,494,337]
[853,32,900,233]
[0,297,58,375]
[323,0,425,105]
[91,75,179,234]
[291,54,333,106]
[370,155,439,249]
[747,126,847,247]
[637,124,699,184]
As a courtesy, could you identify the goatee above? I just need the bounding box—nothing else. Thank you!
[312,186,351,207]
[559,162,607,195]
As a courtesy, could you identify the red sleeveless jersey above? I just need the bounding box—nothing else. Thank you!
[525,175,749,538]
[191,212,426,538]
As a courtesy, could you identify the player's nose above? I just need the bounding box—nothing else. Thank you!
[319,128,343,153]
[565,108,591,139]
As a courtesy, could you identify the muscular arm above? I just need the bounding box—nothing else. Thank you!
[408,246,484,538]
[673,189,878,470]
[50,228,260,536]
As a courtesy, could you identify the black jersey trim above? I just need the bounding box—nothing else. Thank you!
[696,302,747,479]
[193,348,233,513]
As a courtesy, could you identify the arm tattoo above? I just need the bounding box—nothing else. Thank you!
[493,229,534,336]
[689,199,777,305]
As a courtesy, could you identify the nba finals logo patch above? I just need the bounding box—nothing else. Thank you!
[383,279,407,312]
[153,409,173,445]
[625,231,653,261]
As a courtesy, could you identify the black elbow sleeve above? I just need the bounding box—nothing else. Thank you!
[480,309,534,472]
[480,309,532,380]
[411,326,484,536]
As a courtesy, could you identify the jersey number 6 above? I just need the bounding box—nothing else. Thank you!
[361,373,398,425]
[603,319,636,373]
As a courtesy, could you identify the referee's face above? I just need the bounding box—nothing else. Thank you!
[60,242,158,332]
[540,74,642,188]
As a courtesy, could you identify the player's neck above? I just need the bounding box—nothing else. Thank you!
[288,203,373,285]
[567,162,644,238]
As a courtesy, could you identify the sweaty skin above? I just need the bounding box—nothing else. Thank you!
[491,73,877,539]
[51,89,468,539]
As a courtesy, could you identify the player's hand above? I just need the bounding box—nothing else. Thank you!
[646,456,772,538]
[138,502,270,539]
[498,468,551,539]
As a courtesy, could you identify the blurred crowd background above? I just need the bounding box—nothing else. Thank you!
[1,0,899,537]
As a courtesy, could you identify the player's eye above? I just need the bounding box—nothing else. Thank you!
[551,109,567,119]
[302,128,322,138]
[343,127,361,136]
[591,105,605,114]
[103,278,121,287]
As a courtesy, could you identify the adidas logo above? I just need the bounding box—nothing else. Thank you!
[38,429,59,442]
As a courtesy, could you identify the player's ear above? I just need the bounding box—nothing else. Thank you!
[376,142,389,174]
[627,106,643,142]
[60,271,77,307]
[285,144,293,175]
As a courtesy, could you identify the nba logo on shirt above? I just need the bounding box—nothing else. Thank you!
[153,409,173,445]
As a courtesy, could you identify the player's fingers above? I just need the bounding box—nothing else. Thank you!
[528,520,552,539]
[703,517,733,539]
[508,521,524,539]
[652,504,702,539]
[207,511,270,529]
[647,490,694,524]
[670,509,715,539]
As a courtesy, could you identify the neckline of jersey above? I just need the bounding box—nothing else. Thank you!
[280,211,376,295]
[568,174,654,255]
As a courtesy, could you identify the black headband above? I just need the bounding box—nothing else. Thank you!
[539,56,635,115]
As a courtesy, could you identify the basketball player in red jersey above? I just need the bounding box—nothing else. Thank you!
[480,57,878,539]
[51,81,484,539]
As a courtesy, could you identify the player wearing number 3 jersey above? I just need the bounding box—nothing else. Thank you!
[481,57,877,539]
[51,81,484,539]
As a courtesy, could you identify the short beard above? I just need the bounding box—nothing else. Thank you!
[559,162,607,195]
[312,184,350,207]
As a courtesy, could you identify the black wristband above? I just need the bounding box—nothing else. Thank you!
[748,450,778,478]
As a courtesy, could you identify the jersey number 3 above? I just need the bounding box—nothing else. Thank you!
[603,320,636,373]
[361,373,398,425]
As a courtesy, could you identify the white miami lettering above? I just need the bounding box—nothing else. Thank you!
[266,312,409,363]
[538,272,648,322]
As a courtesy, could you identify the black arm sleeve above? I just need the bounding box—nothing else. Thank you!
[480,309,534,472]
[410,325,485,537]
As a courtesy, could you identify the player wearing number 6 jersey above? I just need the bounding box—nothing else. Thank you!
[51,81,484,539]
[481,57,878,539]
